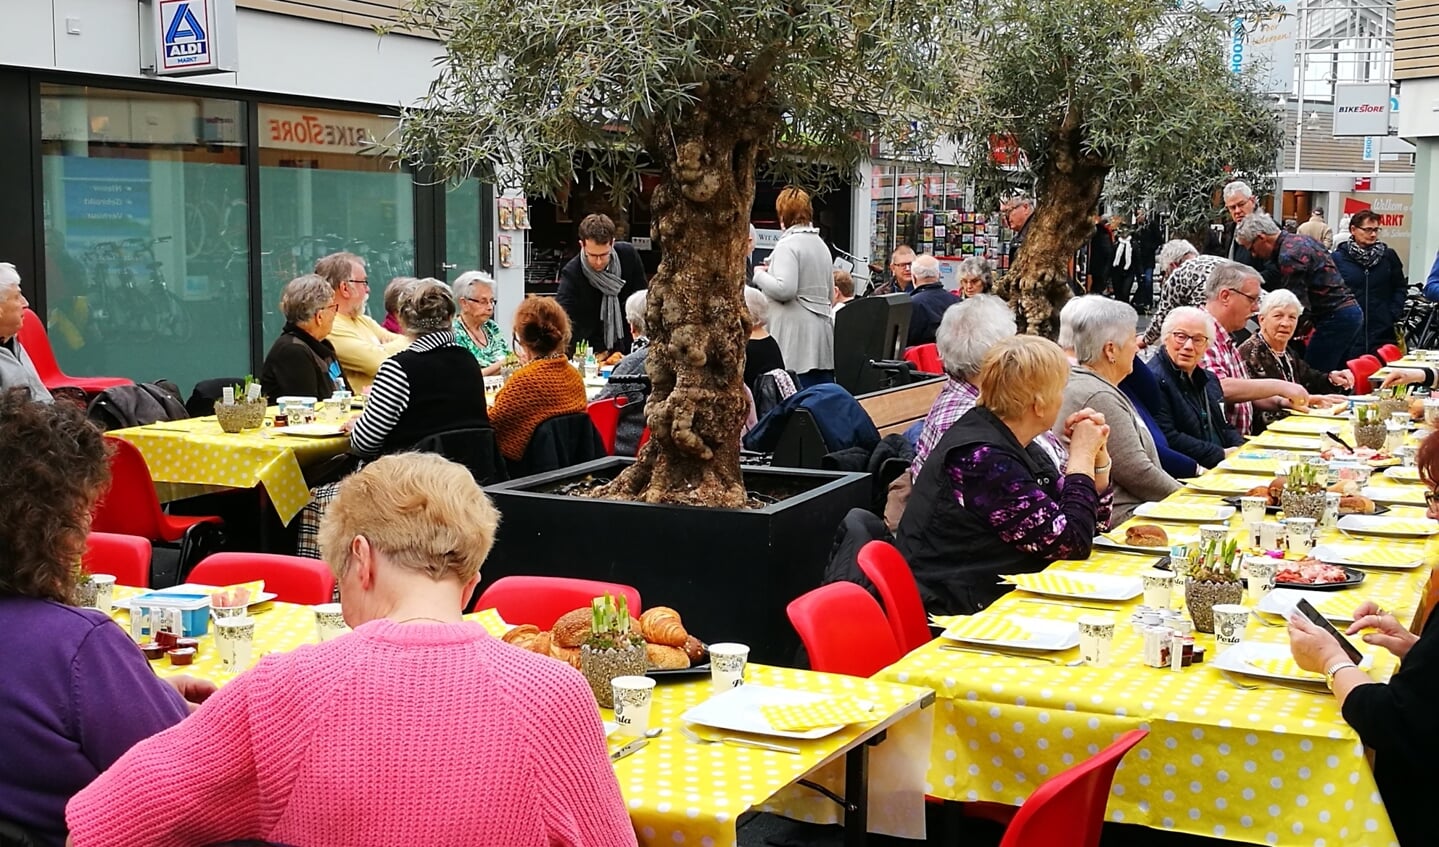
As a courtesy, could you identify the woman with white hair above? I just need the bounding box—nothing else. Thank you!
[1056,296,1179,525]
[261,274,348,401]
[742,285,786,394]
[593,290,652,455]
[1237,288,1352,432]
[451,271,509,375]
[1146,306,1243,468]
[0,264,53,403]
[955,256,994,299]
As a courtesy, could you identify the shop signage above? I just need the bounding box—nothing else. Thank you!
[1340,193,1412,265]
[1218,0,1297,94]
[146,0,237,76]
[1333,83,1391,137]
[258,106,398,156]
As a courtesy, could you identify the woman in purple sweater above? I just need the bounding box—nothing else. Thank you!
[0,391,209,846]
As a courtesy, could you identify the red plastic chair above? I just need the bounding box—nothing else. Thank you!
[474,575,642,629]
[997,729,1149,847]
[82,532,153,589]
[1377,343,1402,363]
[587,397,625,456]
[786,581,902,677]
[187,553,336,605]
[856,541,932,653]
[902,343,944,374]
[17,308,132,395]
[91,437,223,585]
[1347,354,1382,390]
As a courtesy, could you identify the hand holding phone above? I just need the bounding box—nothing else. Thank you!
[1294,598,1364,665]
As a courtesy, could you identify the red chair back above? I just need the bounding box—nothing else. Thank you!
[17,308,65,384]
[83,532,152,589]
[902,343,943,374]
[587,398,624,456]
[474,575,642,629]
[1347,355,1381,389]
[187,553,336,605]
[787,581,902,677]
[1377,343,1402,363]
[91,438,171,541]
[856,541,932,653]
[997,730,1149,847]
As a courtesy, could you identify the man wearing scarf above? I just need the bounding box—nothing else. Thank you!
[556,213,648,357]
[1332,209,1407,352]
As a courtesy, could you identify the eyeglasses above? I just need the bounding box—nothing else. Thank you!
[318,303,340,316]
[1424,490,1439,508]
[344,279,370,288]
[891,261,913,269]
[1168,330,1210,348]
[464,296,496,306]
[1229,288,1259,304]
[1356,226,1381,233]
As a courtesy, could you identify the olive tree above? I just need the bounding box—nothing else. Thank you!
[949,0,1284,335]
[391,0,957,507]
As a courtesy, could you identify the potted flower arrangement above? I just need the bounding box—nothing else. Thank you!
[214,375,266,433]
[1279,461,1326,521]
[1353,403,1386,450]
[1185,538,1243,633]
[1376,385,1411,421]
[578,593,647,708]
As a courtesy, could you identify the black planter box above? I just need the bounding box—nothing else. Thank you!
[481,458,870,665]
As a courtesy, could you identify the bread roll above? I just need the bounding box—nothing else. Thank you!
[1267,477,1286,503]
[1339,494,1376,515]
[552,608,593,648]
[1123,524,1169,547]
[646,643,690,670]
[681,635,706,663]
[530,631,553,656]
[549,642,581,669]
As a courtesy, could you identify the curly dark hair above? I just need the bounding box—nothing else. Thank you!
[512,295,571,358]
[0,390,111,602]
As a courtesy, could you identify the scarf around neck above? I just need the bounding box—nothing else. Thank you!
[579,248,626,349]
[1342,239,1387,270]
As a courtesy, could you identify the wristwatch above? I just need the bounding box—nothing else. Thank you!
[1324,660,1358,691]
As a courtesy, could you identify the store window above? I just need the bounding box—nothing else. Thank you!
[257,105,413,340]
[444,177,483,282]
[868,163,1014,290]
[40,83,250,393]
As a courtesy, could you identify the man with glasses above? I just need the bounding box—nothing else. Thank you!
[1199,260,1315,435]
[1333,210,1408,352]
[556,213,648,358]
[313,252,409,395]
[1237,213,1362,373]
[871,245,918,295]
[1000,194,1034,270]
[1218,181,1277,285]
[1146,306,1243,469]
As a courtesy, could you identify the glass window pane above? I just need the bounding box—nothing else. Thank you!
[257,105,413,341]
[445,178,483,281]
[40,84,249,394]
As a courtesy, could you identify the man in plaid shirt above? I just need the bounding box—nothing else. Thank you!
[1199,260,1315,435]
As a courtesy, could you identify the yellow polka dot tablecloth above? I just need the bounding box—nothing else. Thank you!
[108,413,350,524]
[879,439,1438,847]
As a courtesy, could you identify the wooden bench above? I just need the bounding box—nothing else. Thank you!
[857,376,945,437]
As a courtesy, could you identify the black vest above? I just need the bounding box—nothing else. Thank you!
[381,345,490,455]
[896,406,1060,616]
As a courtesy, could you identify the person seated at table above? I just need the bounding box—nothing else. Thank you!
[1056,296,1179,526]
[313,252,410,396]
[380,276,416,334]
[66,453,637,847]
[896,336,1113,616]
[1146,306,1243,470]
[0,262,52,403]
[593,290,651,456]
[451,270,509,376]
[1284,427,1439,847]
[260,274,350,402]
[490,296,588,463]
[0,392,210,846]
[743,285,786,395]
[1139,254,1222,350]
[1237,288,1352,432]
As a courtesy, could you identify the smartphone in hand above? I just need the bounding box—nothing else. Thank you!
[1295,598,1364,664]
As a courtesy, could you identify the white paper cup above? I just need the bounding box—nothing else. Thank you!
[1258,521,1282,551]
[215,616,256,671]
[1077,615,1116,666]
[1322,492,1341,528]
[211,602,249,621]
[1239,496,1268,525]
[1199,525,1230,547]
[313,603,348,642]
[1211,604,1251,654]
[708,642,750,694]
[73,577,100,609]
[1141,569,1174,610]
[1243,557,1279,603]
[1170,553,1193,579]
[89,574,117,614]
[1423,399,1439,427]
[1282,517,1317,556]
[611,675,656,738]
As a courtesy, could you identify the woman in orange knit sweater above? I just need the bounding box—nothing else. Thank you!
[491,296,589,461]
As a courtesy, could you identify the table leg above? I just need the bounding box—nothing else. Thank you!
[843,740,870,847]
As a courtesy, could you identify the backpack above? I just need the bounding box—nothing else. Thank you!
[87,381,189,431]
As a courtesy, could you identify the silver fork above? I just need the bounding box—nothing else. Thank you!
[1250,611,1285,628]
[1220,671,1325,694]
[679,725,801,754]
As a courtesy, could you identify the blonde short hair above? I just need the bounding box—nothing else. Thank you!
[318,453,499,584]
[976,336,1069,420]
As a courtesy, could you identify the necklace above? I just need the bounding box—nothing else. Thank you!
[462,317,487,347]
[394,616,452,625]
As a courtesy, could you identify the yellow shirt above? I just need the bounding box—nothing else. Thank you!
[329,313,409,395]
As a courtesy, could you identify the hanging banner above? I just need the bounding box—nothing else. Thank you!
[1333,83,1392,137]
[1225,0,1298,94]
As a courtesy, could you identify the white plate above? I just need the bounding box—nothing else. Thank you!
[1311,543,1425,570]
[276,423,347,437]
[1256,588,1357,623]
[1383,466,1421,483]
[1212,640,1369,684]
[112,583,279,610]
[1092,535,1182,555]
[1360,485,1425,506]
[1336,514,1439,537]
[1005,569,1142,602]
[680,684,848,740]
[940,615,1079,651]
[1132,502,1237,523]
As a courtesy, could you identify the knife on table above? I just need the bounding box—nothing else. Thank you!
[610,738,648,762]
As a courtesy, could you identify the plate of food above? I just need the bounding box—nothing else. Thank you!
[1273,559,1365,590]
[1095,524,1192,553]
[1132,502,1236,523]
[1336,514,1439,537]
[940,615,1079,651]
[1001,570,1143,602]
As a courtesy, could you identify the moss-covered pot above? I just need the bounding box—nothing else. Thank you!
[1280,488,1326,521]
[1377,398,1410,421]
[215,399,267,433]
[580,641,647,708]
[1353,422,1386,451]
[1186,579,1244,634]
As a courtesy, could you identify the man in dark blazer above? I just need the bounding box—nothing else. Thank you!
[556,213,648,356]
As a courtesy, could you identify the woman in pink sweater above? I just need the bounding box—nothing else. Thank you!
[67,454,637,847]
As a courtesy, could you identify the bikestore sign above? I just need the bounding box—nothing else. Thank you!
[147,0,237,76]
[258,106,398,157]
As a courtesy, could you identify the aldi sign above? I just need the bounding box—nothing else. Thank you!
[147,0,236,76]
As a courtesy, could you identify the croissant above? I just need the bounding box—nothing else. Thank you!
[552,608,593,648]
[501,624,542,649]
[646,643,690,670]
[530,631,553,656]
[642,615,689,648]
[641,607,682,628]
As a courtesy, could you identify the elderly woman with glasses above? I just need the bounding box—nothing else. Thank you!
[67,454,637,847]
[1237,288,1352,432]
[261,273,350,401]
[955,256,994,299]
[1333,210,1408,353]
[1146,306,1242,469]
[1056,296,1180,525]
[451,271,509,375]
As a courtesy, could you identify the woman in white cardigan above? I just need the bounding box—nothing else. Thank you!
[751,187,834,385]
